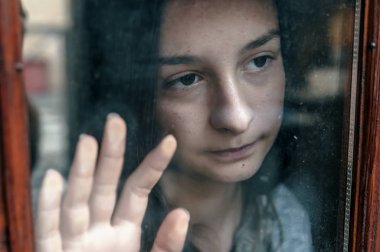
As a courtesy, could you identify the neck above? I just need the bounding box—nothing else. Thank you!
[160,170,243,252]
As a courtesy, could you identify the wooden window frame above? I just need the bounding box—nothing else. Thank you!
[0,0,379,251]
[0,0,34,251]
[350,0,380,250]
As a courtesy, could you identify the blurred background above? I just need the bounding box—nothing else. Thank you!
[22,0,70,209]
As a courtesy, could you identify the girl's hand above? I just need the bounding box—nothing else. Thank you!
[35,114,189,252]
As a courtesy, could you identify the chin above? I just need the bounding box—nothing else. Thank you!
[173,151,265,183]
[205,161,263,183]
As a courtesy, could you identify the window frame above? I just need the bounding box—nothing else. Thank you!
[350,0,380,250]
[0,0,34,251]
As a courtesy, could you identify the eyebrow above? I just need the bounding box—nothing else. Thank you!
[158,29,280,66]
[240,29,280,54]
[158,55,201,65]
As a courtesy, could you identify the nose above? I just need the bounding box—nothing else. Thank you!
[209,78,253,135]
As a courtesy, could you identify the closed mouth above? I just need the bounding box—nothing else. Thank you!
[210,142,255,154]
[208,141,257,161]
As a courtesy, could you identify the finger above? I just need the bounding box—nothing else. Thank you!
[60,135,98,242]
[112,135,176,226]
[151,209,190,252]
[89,113,127,225]
[35,169,64,252]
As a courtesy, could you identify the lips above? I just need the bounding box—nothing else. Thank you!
[208,141,257,162]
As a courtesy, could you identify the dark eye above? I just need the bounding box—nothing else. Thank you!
[165,73,203,88]
[179,74,198,86]
[246,55,273,72]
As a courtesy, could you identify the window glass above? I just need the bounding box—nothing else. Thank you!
[24,0,357,251]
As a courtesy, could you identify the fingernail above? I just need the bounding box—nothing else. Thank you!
[182,208,190,220]
[44,169,63,188]
[162,135,177,157]
[165,135,176,146]
[79,133,89,140]
[177,209,190,233]
[105,114,126,149]
[107,113,121,119]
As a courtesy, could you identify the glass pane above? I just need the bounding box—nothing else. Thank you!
[24,0,357,251]
[22,0,70,206]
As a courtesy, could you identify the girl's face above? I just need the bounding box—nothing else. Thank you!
[156,0,285,183]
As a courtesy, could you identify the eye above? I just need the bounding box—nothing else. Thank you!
[245,55,274,72]
[164,73,203,88]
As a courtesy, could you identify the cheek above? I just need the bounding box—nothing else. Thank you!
[155,100,203,142]
[264,89,285,119]
[250,79,285,118]
[267,69,285,115]
[251,81,285,136]
[245,61,285,114]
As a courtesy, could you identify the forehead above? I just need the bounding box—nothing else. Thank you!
[160,0,278,55]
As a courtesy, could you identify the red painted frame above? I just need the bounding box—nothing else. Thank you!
[0,0,34,251]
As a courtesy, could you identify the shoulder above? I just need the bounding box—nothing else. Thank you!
[270,184,314,252]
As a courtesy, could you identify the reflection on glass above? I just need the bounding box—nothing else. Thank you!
[22,0,71,209]
[24,0,355,251]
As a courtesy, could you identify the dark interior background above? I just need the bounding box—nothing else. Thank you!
[65,0,355,251]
